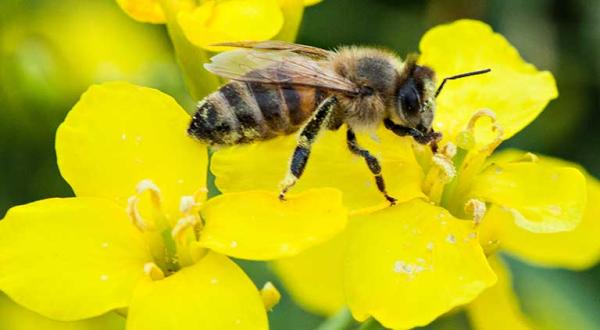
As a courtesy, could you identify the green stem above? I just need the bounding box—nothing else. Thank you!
[160,0,220,101]
[356,318,384,330]
[316,308,355,330]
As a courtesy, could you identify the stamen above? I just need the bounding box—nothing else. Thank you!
[179,196,197,214]
[465,109,505,151]
[171,215,200,242]
[144,262,165,281]
[136,179,162,208]
[464,199,487,226]
[467,109,497,131]
[126,196,154,231]
[260,282,281,311]
[432,154,456,182]
[441,142,457,159]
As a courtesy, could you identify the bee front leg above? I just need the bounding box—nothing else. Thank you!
[279,97,337,201]
[346,128,397,205]
[383,119,441,152]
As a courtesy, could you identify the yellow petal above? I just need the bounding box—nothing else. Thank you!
[419,20,558,145]
[469,162,586,233]
[115,0,165,23]
[482,179,600,270]
[271,227,348,315]
[178,0,284,52]
[275,0,304,41]
[56,82,208,219]
[115,0,195,24]
[344,199,496,329]
[127,252,268,330]
[467,256,533,330]
[303,0,322,5]
[0,292,125,330]
[211,128,425,212]
[0,198,152,321]
[199,189,347,260]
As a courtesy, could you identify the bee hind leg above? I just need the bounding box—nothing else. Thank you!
[346,128,397,205]
[279,97,337,201]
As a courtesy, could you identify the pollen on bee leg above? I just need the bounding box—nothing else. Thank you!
[278,173,298,200]
[126,196,154,231]
[464,198,487,227]
[144,262,165,281]
[260,282,281,311]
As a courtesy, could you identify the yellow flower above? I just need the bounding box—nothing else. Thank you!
[0,82,346,329]
[116,0,322,48]
[211,19,592,329]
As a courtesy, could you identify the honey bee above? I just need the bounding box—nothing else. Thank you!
[188,41,489,204]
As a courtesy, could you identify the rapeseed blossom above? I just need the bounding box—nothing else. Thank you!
[0,82,346,329]
[211,20,597,329]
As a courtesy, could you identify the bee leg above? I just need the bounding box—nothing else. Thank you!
[383,119,441,153]
[346,128,397,205]
[279,97,337,201]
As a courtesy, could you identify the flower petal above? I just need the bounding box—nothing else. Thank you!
[469,162,586,233]
[481,178,600,270]
[344,199,496,329]
[127,252,268,330]
[115,0,166,23]
[199,189,347,260]
[0,198,152,321]
[211,128,425,212]
[467,256,533,330]
[56,82,208,219]
[0,292,125,330]
[271,227,348,315]
[115,0,195,24]
[419,20,558,145]
[178,0,284,52]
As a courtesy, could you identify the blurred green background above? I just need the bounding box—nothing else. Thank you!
[1,0,599,329]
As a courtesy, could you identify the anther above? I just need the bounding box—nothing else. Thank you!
[136,179,162,208]
[464,198,487,226]
[171,215,200,242]
[179,196,197,214]
[432,154,456,183]
[441,142,457,159]
[126,196,154,231]
[144,262,165,281]
[467,109,497,131]
[260,282,281,311]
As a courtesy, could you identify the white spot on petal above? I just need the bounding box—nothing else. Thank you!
[446,234,456,244]
[230,241,238,248]
[426,242,434,251]
[100,242,109,249]
[121,133,127,141]
[100,274,109,281]
[210,278,219,285]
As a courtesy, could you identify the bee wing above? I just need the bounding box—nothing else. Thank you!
[213,40,332,59]
[205,49,359,95]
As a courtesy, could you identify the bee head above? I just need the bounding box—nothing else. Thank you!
[395,56,437,134]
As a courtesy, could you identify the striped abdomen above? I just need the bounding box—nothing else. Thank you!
[188,81,326,145]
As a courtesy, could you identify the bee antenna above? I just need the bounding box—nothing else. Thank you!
[435,69,491,97]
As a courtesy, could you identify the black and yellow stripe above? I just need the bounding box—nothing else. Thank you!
[188,80,327,145]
